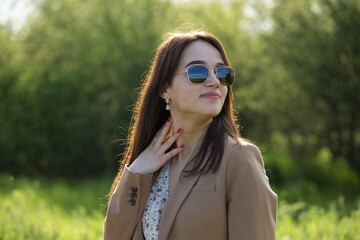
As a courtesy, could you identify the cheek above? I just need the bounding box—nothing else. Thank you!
[177,88,198,104]
[221,86,228,102]
[170,80,199,106]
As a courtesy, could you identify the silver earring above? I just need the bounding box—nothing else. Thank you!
[165,98,170,110]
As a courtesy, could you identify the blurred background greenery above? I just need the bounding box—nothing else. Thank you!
[0,0,359,239]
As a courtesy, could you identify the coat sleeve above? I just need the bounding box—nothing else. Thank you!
[226,143,277,240]
[104,166,153,240]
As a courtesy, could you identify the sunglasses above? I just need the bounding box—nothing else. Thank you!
[177,64,235,86]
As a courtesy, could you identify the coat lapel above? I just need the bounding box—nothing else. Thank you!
[157,167,201,239]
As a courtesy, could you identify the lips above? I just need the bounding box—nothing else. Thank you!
[201,92,220,98]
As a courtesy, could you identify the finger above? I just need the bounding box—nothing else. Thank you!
[160,127,182,152]
[161,145,184,163]
[153,117,172,144]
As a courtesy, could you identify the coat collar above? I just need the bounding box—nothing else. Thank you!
[157,160,202,240]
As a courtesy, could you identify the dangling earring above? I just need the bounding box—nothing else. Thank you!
[165,98,170,110]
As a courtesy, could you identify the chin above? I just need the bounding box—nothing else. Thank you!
[201,108,222,118]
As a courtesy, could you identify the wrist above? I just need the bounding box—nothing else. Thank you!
[128,164,152,176]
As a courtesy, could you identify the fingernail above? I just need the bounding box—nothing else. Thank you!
[180,145,184,149]
[167,117,171,122]
[177,128,182,133]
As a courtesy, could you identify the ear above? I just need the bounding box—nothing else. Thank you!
[160,85,171,100]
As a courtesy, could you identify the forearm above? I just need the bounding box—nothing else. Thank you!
[104,166,153,240]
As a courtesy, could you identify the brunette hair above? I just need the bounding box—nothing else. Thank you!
[108,31,242,198]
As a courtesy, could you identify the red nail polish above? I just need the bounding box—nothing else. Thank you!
[180,145,184,149]
[167,117,171,122]
[177,128,182,133]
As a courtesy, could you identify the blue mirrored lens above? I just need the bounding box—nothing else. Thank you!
[216,67,234,86]
[187,65,208,83]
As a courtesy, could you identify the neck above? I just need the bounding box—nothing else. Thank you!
[171,112,212,161]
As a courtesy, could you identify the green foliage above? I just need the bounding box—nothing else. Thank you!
[0,174,111,239]
[263,143,360,199]
[263,0,360,173]
[231,0,360,190]
[1,0,176,176]
[277,199,360,240]
[1,174,360,239]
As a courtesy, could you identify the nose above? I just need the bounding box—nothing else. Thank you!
[204,69,221,87]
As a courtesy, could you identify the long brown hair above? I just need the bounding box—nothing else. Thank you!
[109,31,242,198]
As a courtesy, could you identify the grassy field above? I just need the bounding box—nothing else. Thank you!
[0,174,359,240]
[0,174,109,240]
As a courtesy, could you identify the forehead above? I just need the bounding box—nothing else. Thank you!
[178,40,224,69]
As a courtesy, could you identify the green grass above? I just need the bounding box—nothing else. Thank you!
[0,174,360,240]
[0,174,111,240]
[277,199,360,240]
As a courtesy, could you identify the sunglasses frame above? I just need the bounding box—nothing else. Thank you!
[176,64,235,86]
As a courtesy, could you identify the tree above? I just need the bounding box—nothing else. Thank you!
[265,0,360,175]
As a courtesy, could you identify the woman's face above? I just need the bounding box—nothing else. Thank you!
[164,40,228,120]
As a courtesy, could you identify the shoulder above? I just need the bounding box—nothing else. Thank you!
[223,136,273,198]
[225,136,264,165]
[224,136,266,175]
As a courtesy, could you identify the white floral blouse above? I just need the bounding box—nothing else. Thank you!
[142,161,170,240]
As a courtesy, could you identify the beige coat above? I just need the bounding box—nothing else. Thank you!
[104,137,277,240]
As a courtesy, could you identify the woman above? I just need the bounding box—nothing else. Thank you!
[104,31,277,240]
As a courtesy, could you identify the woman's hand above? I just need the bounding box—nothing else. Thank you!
[128,117,184,175]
